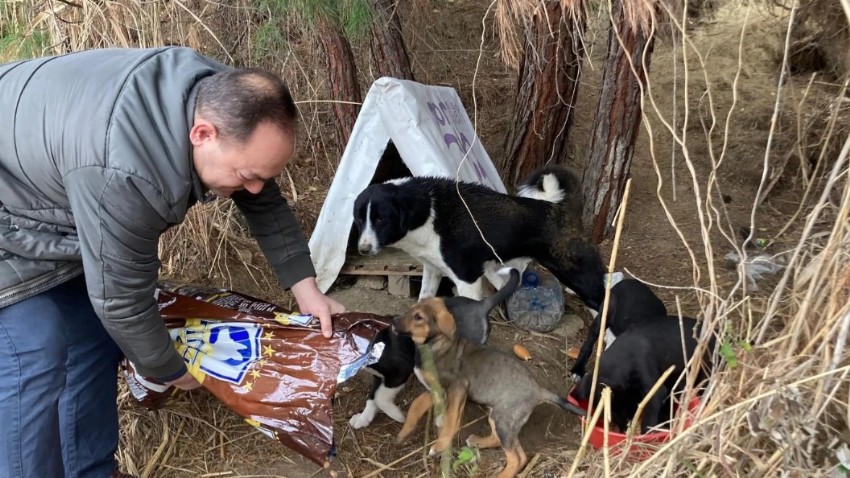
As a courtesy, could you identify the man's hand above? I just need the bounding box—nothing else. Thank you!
[167,370,203,390]
[290,276,346,338]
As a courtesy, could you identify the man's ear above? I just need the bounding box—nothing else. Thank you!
[190,117,218,146]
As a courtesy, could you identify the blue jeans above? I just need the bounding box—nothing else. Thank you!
[0,275,121,478]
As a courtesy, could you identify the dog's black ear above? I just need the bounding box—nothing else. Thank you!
[352,193,368,230]
[392,193,411,232]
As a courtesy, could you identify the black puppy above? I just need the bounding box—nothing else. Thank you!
[349,268,520,429]
[570,315,714,433]
[570,279,668,380]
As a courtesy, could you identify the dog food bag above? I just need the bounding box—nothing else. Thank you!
[121,281,388,467]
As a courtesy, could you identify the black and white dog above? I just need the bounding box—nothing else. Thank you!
[352,166,606,310]
[570,314,714,433]
[349,268,521,429]
[570,279,668,380]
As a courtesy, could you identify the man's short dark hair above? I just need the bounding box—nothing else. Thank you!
[195,68,298,142]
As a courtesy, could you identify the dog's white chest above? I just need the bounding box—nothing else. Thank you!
[604,329,617,349]
[395,215,450,272]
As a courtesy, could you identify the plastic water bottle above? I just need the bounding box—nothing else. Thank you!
[506,268,565,333]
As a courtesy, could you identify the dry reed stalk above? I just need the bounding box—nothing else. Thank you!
[453,0,503,266]
[772,78,849,244]
[517,453,543,478]
[601,386,612,477]
[626,365,676,437]
[585,178,633,422]
[567,387,609,478]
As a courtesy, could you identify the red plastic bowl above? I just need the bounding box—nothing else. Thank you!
[566,388,701,460]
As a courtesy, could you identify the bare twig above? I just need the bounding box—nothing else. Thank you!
[586,178,633,421]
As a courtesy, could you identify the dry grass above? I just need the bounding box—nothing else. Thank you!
[548,2,850,476]
[3,0,850,477]
[784,0,850,80]
[493,0,685,72]
[565,120,850,477]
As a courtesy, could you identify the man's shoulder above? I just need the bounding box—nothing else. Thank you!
[131,46,230,77]
[104,47,227,211]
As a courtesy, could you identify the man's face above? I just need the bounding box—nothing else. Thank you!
[190,119,295,198]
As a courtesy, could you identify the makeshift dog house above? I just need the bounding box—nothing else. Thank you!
[308,77,507,295]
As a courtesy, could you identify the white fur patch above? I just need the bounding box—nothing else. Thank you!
[349,399,378,429]
[391,211,479,300]
[484,258,530,289]
[357,202,380,254]
[374,384,406,423]
[395,212,443,269]
[455,279,485,300]
[419,263,444,300]
[604,329,617,349]
[385,177,411,186]
[517,173,565,203]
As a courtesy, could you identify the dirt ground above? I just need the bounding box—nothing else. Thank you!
[118,1,843,477]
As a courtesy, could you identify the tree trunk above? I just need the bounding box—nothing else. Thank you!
[369,0,414,80]
[582,0,655,242]
[500,0,585,188]
[317,16,362,151]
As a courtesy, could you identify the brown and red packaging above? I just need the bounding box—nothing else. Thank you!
[122,282,389,467]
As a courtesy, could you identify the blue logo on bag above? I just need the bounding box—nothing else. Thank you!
[171,320,262,385]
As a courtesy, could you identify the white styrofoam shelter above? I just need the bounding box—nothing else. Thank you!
[309,77,507,293]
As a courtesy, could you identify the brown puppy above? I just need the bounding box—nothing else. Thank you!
[393,298,585,478]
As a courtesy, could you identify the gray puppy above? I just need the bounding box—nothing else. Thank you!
[349,268,519,429]
[393,296,586,478]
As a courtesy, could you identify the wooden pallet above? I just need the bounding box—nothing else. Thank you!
[339,249,423,296]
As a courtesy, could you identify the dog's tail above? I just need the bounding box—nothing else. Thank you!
[482,267,521,310]
[542,390,587,417]
[516,166,583,205]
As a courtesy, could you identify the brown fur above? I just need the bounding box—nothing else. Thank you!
[393,298,584,478]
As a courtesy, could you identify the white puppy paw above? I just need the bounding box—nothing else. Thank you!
[349,413,372,429]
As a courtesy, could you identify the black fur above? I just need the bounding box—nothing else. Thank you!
[570,316,714,433]
[366,326,417,390]
[352,166,606,310]
[570,279,668,378]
